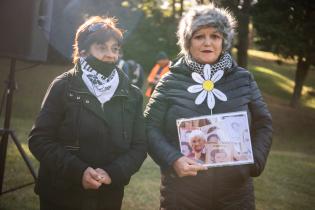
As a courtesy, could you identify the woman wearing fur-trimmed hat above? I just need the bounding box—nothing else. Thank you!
[29,16,147,210]
[144,3,272,209]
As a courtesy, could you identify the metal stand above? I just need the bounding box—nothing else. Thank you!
[0,58,37,195]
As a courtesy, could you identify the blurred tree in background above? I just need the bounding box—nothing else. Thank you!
[252,0,315,107]
[122,0,196,71]
[44,0,314,107]
[217,0,253,68]
[122,0,179,72]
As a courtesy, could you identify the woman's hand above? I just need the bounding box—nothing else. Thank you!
[95,168,112,185]
[82,167,111,190]
[172,156,207,177]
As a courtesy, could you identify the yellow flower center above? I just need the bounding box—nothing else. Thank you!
[202,80,214,91]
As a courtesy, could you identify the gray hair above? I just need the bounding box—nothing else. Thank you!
[188,130,206,145]
[177,3,237,56]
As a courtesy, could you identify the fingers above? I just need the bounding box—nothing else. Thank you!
[173,156,208,177]
[82,167,112,190]
[188,164,207,172]
[89,168,102,180]
[185,158,207,170]
[181,157,207,171]
[82,167,102,190]
[87,176,102,189]
[95,168,112,184]
[178,165,202,177]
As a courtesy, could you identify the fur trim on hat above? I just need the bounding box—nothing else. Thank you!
[177,3,237,56]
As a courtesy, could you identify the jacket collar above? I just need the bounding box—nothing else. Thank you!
[170,56,238,76]
[66,64,131,126]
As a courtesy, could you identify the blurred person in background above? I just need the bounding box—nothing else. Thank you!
[145,51,170,97]
[126,59,145,89]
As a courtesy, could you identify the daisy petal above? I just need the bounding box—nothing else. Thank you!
[192,72,205,84]
[187,85,203,93]
[211,70,224,83]
[213,88,227,101]
[207,91,215,109]
[195,90,207,105]
[203,64,211,80]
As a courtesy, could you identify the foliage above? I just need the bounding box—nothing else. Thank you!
[252,0,315,60]
[252,0,315,106]
[123,0,179,72]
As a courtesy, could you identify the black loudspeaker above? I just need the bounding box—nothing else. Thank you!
[0,0,52,62]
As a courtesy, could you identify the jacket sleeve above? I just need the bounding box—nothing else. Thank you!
[144,77,183,169]
[103,90,147,186]
[248,73,273,177]
[28,76,88,186]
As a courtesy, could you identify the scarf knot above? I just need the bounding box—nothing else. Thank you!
[80,57,119,104]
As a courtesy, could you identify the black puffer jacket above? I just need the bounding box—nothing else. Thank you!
[29,65,147,208]
[144,57,272,209]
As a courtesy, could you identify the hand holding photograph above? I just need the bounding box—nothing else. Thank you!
[177,111,254,167]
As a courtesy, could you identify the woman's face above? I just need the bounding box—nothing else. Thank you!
[190,137,205,152]
[189,27,223,64]
[88,37,120,63]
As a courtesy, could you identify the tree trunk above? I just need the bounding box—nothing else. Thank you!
[172,0,176,19]
[179,0,184,17]
[290,56,310,107]
[237,0,250,68]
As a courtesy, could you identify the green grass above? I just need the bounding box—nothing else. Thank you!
[255,150,315,210]
[0,50,315,210]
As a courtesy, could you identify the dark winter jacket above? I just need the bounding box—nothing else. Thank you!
[144,57,272,209]
[29,64,147,208]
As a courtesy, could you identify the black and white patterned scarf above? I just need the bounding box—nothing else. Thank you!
[184,53,233,76]
[80,57,119,104]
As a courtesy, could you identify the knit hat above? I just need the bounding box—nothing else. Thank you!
[155,51,169,61]
[177,3,237,56]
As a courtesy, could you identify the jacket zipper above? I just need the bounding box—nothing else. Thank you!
[122,101,127,140]
[75,101,83,147]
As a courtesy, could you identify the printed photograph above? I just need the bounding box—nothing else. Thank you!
[176,111,254,167]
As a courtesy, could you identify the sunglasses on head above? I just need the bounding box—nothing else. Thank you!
[88,22,107,33]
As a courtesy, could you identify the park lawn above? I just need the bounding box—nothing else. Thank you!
[0,50,314,210]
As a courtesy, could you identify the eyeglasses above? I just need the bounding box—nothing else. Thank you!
[93,43,121,54]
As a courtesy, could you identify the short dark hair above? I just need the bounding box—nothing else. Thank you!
[207,134,220,142]
[72,16,123,63]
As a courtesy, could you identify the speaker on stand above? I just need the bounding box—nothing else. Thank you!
[0,0,53,195]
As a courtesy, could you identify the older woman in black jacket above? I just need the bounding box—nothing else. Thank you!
[29,16,147,210]
[144,4,272,210]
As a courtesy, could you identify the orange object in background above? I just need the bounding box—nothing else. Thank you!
[145,64,169,97]
[145,51,170,97]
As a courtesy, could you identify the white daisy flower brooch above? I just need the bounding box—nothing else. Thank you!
[187,64,227,112]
